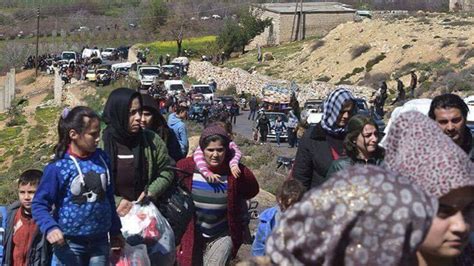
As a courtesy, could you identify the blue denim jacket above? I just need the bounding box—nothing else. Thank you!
[251,206,280,256]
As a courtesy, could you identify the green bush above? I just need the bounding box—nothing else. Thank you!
[350,44,371,60]
[365,53,386,72]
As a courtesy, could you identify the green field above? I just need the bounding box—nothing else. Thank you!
[141,35,217,61]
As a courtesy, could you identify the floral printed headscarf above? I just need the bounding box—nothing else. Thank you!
[265,165,437,265]
[383,111,474,198]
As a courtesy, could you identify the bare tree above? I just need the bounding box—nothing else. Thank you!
[165,2,198,57]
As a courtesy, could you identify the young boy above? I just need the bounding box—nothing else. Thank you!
[251,179,305,256]
[2,169,51,266]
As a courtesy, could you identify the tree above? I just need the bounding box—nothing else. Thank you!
[217,7,271,56]
[142,0,168,32]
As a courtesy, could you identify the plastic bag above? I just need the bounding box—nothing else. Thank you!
[110,243,150,266]
[120,202,176,264]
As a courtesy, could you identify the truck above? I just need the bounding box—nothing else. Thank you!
[137,65,161,88]
[61,51,79,64]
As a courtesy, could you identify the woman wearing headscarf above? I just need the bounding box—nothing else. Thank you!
[140,94,184,162]
[101,88,174,217]
[266,165,437,265]
[327,114,384,177]
[383,111,474,266]
[293,88,355,190]
[175,125,259,266]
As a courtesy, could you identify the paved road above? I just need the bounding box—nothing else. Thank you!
[232,110,297,158]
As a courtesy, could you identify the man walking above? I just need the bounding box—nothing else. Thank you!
[168,105,189,157]
[248,96,258,121]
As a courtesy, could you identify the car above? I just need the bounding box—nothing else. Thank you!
[164,80,185,96]
[101,48,116,59]
[216,96,239,115]
[254,112,289,141]
[85,67,97,81]
[212,14,222,19]
[302,98,324,125]
[61,51,78,64]
[189,102,211,122]
[191,84,214,101]
[160,65,179,79]
[137,65,160,88]
[95,68,111,86]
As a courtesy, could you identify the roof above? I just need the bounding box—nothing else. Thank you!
[255,2,356,14]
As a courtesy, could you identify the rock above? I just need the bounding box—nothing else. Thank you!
[230,52,241,58]
[263,52,274,61]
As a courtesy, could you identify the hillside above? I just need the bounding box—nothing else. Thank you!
[226,12,474,97]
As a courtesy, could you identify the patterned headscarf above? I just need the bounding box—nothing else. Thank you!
[384,111,474,198]
[265,165,437,266]
[321,88,355,136]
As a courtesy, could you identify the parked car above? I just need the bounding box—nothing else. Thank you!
[216,96,239,115]
[164,80,185,96]
[302,98,324,125]
[101,48,116,59]
[137,65,160,88]
[85,67,97,81]
[191,84,214,101]
[254,112,289,141]
[95,68,111,86]
[160,65,179,79]
[61,51,78,64]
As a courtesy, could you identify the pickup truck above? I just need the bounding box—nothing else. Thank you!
[137,65,161,88]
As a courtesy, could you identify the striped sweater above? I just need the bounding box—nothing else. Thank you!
[191,170,228,238]
[193,141,241,178]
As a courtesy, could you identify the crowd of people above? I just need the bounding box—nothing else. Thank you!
[1,81,473,266]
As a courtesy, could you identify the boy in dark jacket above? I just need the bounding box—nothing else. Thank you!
[3,169,51,266]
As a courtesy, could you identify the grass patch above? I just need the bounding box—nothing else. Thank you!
[0,127,22,143]
[350,44,371,60]
[316,75,331,82]
[20,75,36,85]
[338,67,365,84]
[0,113,7,121]
[402,44,412,49]
[143,35,217,61]
[365,53,386,72]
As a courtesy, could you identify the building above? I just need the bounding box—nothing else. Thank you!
[251,2,356,47]
[450,0,474,11]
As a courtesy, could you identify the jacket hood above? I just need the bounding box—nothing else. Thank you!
[168,113,183,127]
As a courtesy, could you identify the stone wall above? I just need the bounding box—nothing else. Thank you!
[188,61,375,105]
[450,0,474,11]
[0,69,16,113]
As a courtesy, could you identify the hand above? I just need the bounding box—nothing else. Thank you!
[137,191,148,203]
[110,234,125,250]
[231,165,241,178]
[207,174,222,183]
[117,199,133,217]
[46,228,65,246]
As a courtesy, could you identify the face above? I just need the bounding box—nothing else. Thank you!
[18,183,37,211]
[128,97,142,134]
[433,108,466,146]
[203,140,226,168]
[420,187,474,259]
[355,124,378,158]
[70,117,100,154]
[336,100,354,127]
[140,109,153,129]
[178,110,188,120]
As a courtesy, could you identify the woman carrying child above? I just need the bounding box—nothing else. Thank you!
[32,106,123,265]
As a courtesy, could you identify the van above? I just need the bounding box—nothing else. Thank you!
[164,80,185,95]
[61,51,78,63]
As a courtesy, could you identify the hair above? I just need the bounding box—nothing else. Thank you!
[142,106,170,143]
[18,169,42,187]
[175,105,189,115]
[207,120,233,136]
[344,115,381,160]
[201,134,229,150]
[428,93,469,120]
[276,179,305,211]
[54,106,100,160]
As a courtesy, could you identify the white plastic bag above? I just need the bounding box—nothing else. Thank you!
[120,202,176,264]
[110,243,150,266]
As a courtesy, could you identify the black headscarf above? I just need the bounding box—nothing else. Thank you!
[102,88,147,193]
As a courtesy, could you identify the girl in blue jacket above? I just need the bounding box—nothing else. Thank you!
[251,179,304,256]
[32,106,123,265]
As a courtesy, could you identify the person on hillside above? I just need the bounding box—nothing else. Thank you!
[159,55,163,66]
[409,71,418,98]
[293,88,355,190]
[140,94,184,162]
[326,115,384,177]
[168,105,189,157]
[176,125,259,266]
[229,101,239,125]
[101,88,174,216]
[273,115,286,147]
[248,96,258,121]
[383,111,474,266]
[428,93,473,161]
[32,106,124,265]
[391,78,406,105]
[251,179,304,257]
[256,113,271,144]
[265,165,437,265]
[3,170,52,266]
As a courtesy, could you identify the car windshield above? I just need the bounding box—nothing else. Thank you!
[264,113,288,122]
[170,84,184,91]
[105,48,114,52]
[221,98,234,105]
[141,68,160,76]
[96,70,108,74]
[194,86,212,94]
[62,53,75,60]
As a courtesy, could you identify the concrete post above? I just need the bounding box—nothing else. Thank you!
[4,74,11,109]
[0,87,5,112]
[54,67,62,105]
[9,69,15,101]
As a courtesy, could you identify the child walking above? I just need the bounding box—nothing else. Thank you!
[251,179,304,256]
[32,106,123,266]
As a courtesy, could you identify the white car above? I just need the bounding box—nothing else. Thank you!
[138,66,160,88]
[164,80,185,96]
[101,48,116,58]
[192,84,214,101]
[212,14,222,19]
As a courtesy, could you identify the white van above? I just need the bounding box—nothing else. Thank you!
[164,80,185,95]
[61,51,78,63]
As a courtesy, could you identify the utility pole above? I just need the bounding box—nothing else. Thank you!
[35,7,40,78]
[290,0,300,42]
[299,0,304,41]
